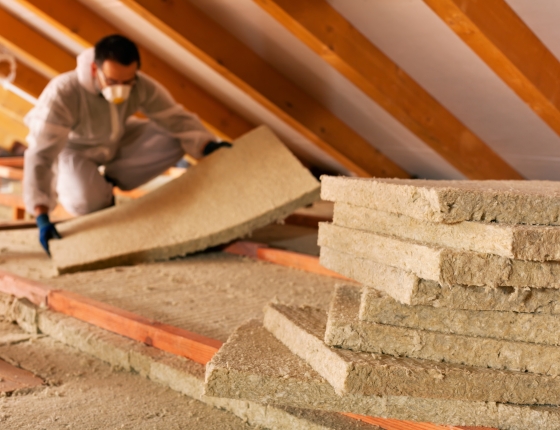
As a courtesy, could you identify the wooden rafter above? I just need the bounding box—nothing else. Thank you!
[12,0,254,141]
[0,7,75,78]
[423,0,560,146]
[13,60,49,98]
[0,85,33,121]
[115,0,408,178]
[0,111,28,143]
[253,0,523,180]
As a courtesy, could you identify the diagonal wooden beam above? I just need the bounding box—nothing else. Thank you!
[0,110,28,144]
[11,0,254,142]
[12,60,49,98]
[0,85,33,121]
[113,0,408,178]
[0,7,75,78]
[423,0,560,146]
[253,0,523,180]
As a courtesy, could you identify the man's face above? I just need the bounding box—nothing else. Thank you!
[91,60,138,87]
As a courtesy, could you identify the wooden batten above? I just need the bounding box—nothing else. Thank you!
[253,0,522,180]
[424,0,560,145]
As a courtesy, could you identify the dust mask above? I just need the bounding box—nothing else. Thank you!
[101,84,131,104]
[97,69,132,104]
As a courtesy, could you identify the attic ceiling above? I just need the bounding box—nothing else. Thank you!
[0,0,560,181]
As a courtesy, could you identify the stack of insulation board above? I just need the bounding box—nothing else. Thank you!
[204,177,560,430]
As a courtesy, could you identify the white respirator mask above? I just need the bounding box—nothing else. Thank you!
[101,84,131,105]
[97,69,133,104]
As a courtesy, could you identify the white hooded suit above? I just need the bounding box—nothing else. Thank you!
[24,48,215,215]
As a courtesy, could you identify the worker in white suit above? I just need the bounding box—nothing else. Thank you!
[24,35,231,255]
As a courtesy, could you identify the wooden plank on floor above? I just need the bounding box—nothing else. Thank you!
[283,213,331,229]
[223,240,350,280]
[0,166,23,181]
[47,290,223,365]
[0,220,37,230]
[0,358,43,393]
[0,157,23,168]
[0,270,50,306]
[0,270,497,429]
[345,413,495,430]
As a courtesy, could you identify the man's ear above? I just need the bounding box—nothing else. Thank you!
[91,62,97,77]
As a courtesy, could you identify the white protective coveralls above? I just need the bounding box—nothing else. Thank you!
[24,48,215,216]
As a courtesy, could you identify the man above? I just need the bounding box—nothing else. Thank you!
[24,35,231,255]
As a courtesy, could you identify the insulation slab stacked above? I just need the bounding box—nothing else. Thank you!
[204,177,560,429]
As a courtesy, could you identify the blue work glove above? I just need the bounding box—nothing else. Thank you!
[36,214,61,256]
[203,140,232,156]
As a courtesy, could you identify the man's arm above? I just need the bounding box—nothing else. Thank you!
[24,76,75,255]
[137,73,217,159]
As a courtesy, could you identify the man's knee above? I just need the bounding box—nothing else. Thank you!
[59,190,113,216]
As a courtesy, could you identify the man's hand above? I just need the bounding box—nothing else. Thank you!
[203,140,232,156]
[36,214,61,256]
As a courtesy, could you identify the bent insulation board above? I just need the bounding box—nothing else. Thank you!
[51,126,320,274]
[204,320,560,430]
[263,302,560,404]
[321,176,560,225]
[321,247,560,313]
[318,223,560,288]
[334,202,560,261]
[325,285,560,377]
[360,288,560,346]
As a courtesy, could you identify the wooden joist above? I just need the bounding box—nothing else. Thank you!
[0,267,498,429]
[0,166,23,181]
[0,359,43,393]
[0,157,23,168]
[117,0,408,178]
[223,240,349,279]
[48,289,222,365]
[13,0,254,141]
[345,413,492,430]
[252,0,523,180]
[423,0,560,143]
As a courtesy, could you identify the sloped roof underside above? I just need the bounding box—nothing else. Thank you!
[2,0,560,180]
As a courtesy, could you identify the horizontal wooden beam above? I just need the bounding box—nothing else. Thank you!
[48,289,222,365]
[0,166,23,181]
[0,268,497,429]
[424,0,560,146]
[0,6,75,78]
[118,0,409,177]
[0,270,50,306]
[223,240,350,280]
[0,220,37,230]
[0,157,24,168]
[253,0,522,180]
[0,359,43,393]
[344,413,495,430]
[14,0,255,141]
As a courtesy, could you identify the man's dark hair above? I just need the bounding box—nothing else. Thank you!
[94,34,141,68]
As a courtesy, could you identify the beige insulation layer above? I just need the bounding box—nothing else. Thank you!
[325,285,560,377]
[319,223,560,288]
[264,302,560,404]
[334,202,560,261]
[321,176,560,225]
[51,126,320,274]
[204,319,560,430]
[321,246,560,313]
[1,294,379,430]
[360,288,560,346]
